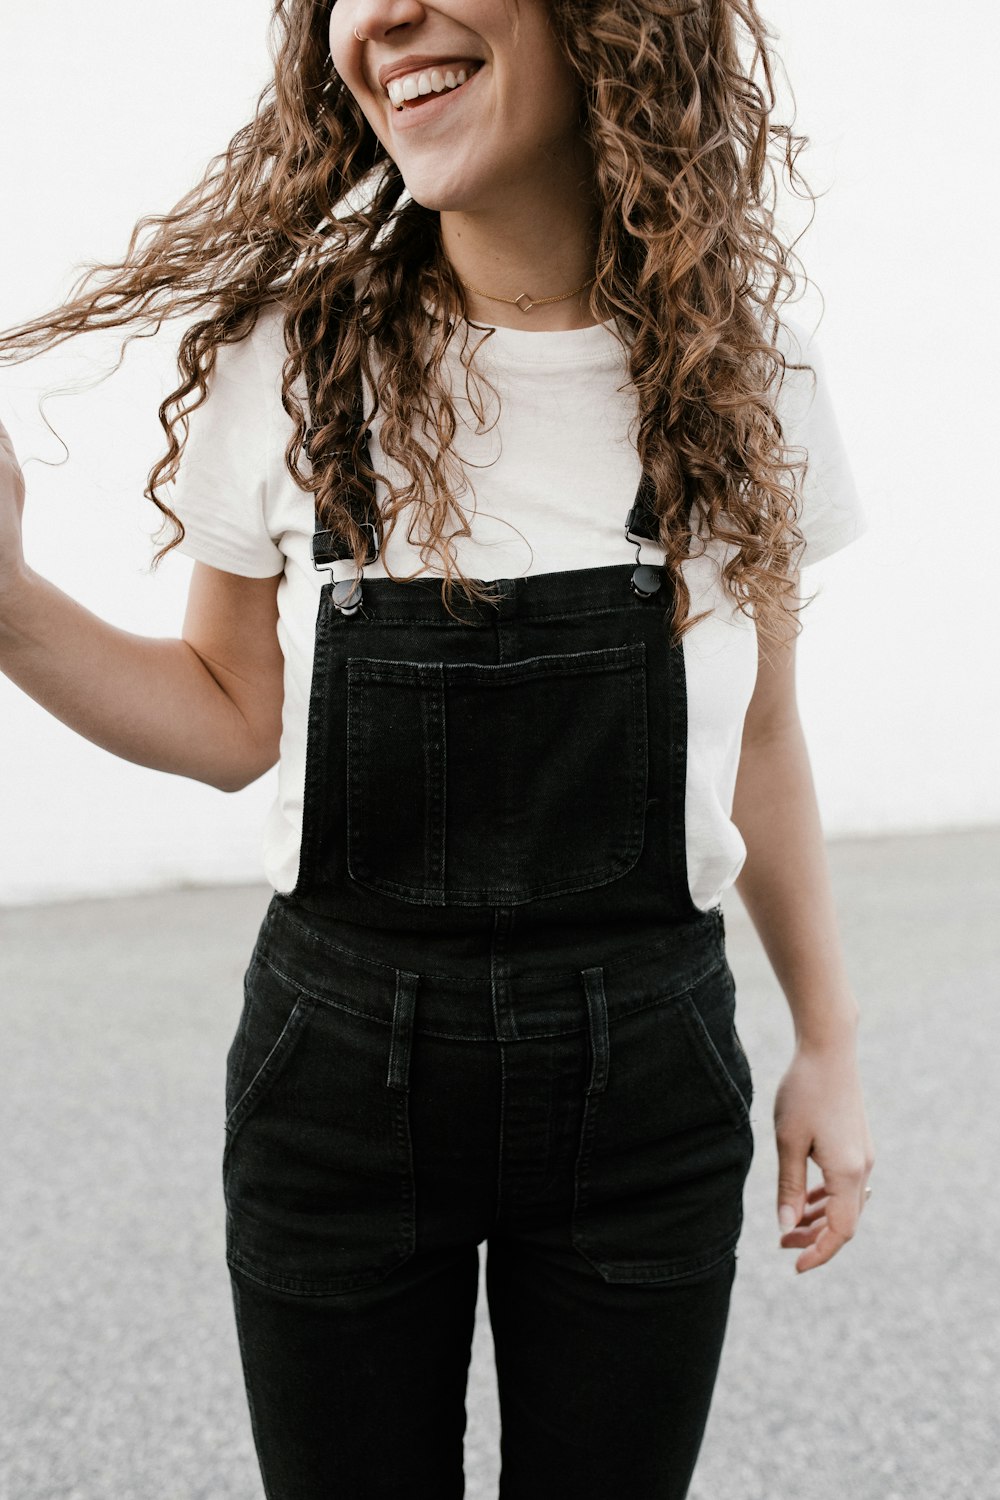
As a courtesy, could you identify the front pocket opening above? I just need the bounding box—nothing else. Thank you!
[676,990,754,1130]
[224,987,315,1140]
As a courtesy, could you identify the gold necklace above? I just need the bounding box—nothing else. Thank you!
[456,274,597,316]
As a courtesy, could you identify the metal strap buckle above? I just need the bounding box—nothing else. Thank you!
[311,522,380,570]
[312,524,379,618]
[624,498,660,547]
[623,505,662,599]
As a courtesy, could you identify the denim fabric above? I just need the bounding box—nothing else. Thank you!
[345,641,648,906]
[291,564,698,942]
[223,560,756,1498]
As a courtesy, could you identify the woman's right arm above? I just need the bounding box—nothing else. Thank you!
[0,418,284,794]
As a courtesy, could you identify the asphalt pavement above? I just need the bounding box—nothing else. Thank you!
[1,827,997,1499]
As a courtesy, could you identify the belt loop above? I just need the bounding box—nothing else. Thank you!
[387,971,419,1090]
[581,968,610,1096]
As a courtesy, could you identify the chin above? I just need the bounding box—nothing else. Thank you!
[405,188,463,213]
[397,180,466,213]
[398,166,497,216]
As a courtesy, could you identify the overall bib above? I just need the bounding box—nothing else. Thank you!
[222,364,756,1500]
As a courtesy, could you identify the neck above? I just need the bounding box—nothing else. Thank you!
[435,152,605,332]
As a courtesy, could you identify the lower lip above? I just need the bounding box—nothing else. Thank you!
[388,65,485,131]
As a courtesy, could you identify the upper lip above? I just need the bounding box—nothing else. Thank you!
[376,55,483,92]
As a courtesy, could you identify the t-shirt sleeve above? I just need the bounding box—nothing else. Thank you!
[772,316,867,569]
[159,311,286,578]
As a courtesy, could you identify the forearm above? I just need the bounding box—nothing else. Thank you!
[732,713,860,1046]
[0,567,263,792]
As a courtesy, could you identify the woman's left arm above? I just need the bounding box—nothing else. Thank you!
[732,574,876,1273]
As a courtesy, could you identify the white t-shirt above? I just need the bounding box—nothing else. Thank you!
[165,302,865,910]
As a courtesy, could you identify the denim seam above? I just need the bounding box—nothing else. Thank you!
[266,899,723,990]
[266,904,401,979]
[223,993,316,1144]
[581,969,610,1096]
[348,604,651,627]
[347,847,647,907]
[257,957,395,1027]
[349,644,638,685]
[676,992,755,1134]
[575,1226,743,1285]
[252,951,731,1039]
[386,971,418,1090]
[494,1041,507,1228]
[392,1089,417,1265]
[226,1244,409,1298]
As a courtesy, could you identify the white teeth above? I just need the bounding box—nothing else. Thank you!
[387,64,477,110]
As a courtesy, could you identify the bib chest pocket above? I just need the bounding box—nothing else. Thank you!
[346,642,649,907]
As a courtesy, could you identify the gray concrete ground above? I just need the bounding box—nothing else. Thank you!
[0,828,997,1500]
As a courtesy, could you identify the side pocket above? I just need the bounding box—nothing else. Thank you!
[570,968,755,1285]
[675,964,754,1133]
[224,959,315,1149]
[222,981,417,1295]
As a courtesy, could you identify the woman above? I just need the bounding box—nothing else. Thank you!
[0,1,875,1496]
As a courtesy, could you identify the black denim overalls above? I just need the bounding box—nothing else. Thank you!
[222,349,756,1500]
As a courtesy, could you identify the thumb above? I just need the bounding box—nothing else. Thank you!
[776,1135,809,1231]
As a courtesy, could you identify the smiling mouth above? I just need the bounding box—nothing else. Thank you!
[386,62,485,112]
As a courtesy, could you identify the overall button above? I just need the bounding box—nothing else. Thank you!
[630,564,662,598]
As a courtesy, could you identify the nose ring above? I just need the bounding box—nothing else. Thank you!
[354,26,367,41]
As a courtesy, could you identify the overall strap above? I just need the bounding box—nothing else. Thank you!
[303,289,674,605]
[625,470,661,545]
[624,469,672,599]
[303,287,381,571]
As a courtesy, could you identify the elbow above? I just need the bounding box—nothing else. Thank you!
[217,773,259,795]
[218,747,279,794]
[217,762,275,798]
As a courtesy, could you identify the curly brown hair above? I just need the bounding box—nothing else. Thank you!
[0,0,818,645]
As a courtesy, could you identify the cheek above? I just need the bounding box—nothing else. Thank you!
[328,5,355,72]
[326,25,380,138]
[507,51,582,136]
[512,80,579,153]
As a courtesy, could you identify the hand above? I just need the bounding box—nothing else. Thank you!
[0,416,28,599]
[773,1033,875,1273]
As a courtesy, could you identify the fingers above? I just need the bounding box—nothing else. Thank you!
[776,1152,808,1236]
[788,1186,828,1229]
[777,1184,828,1248]
[780,1170,866,1273]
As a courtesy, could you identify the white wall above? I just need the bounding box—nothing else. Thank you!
[770,3,999,837]
[0,1,278,905]
[0,1,997,906]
